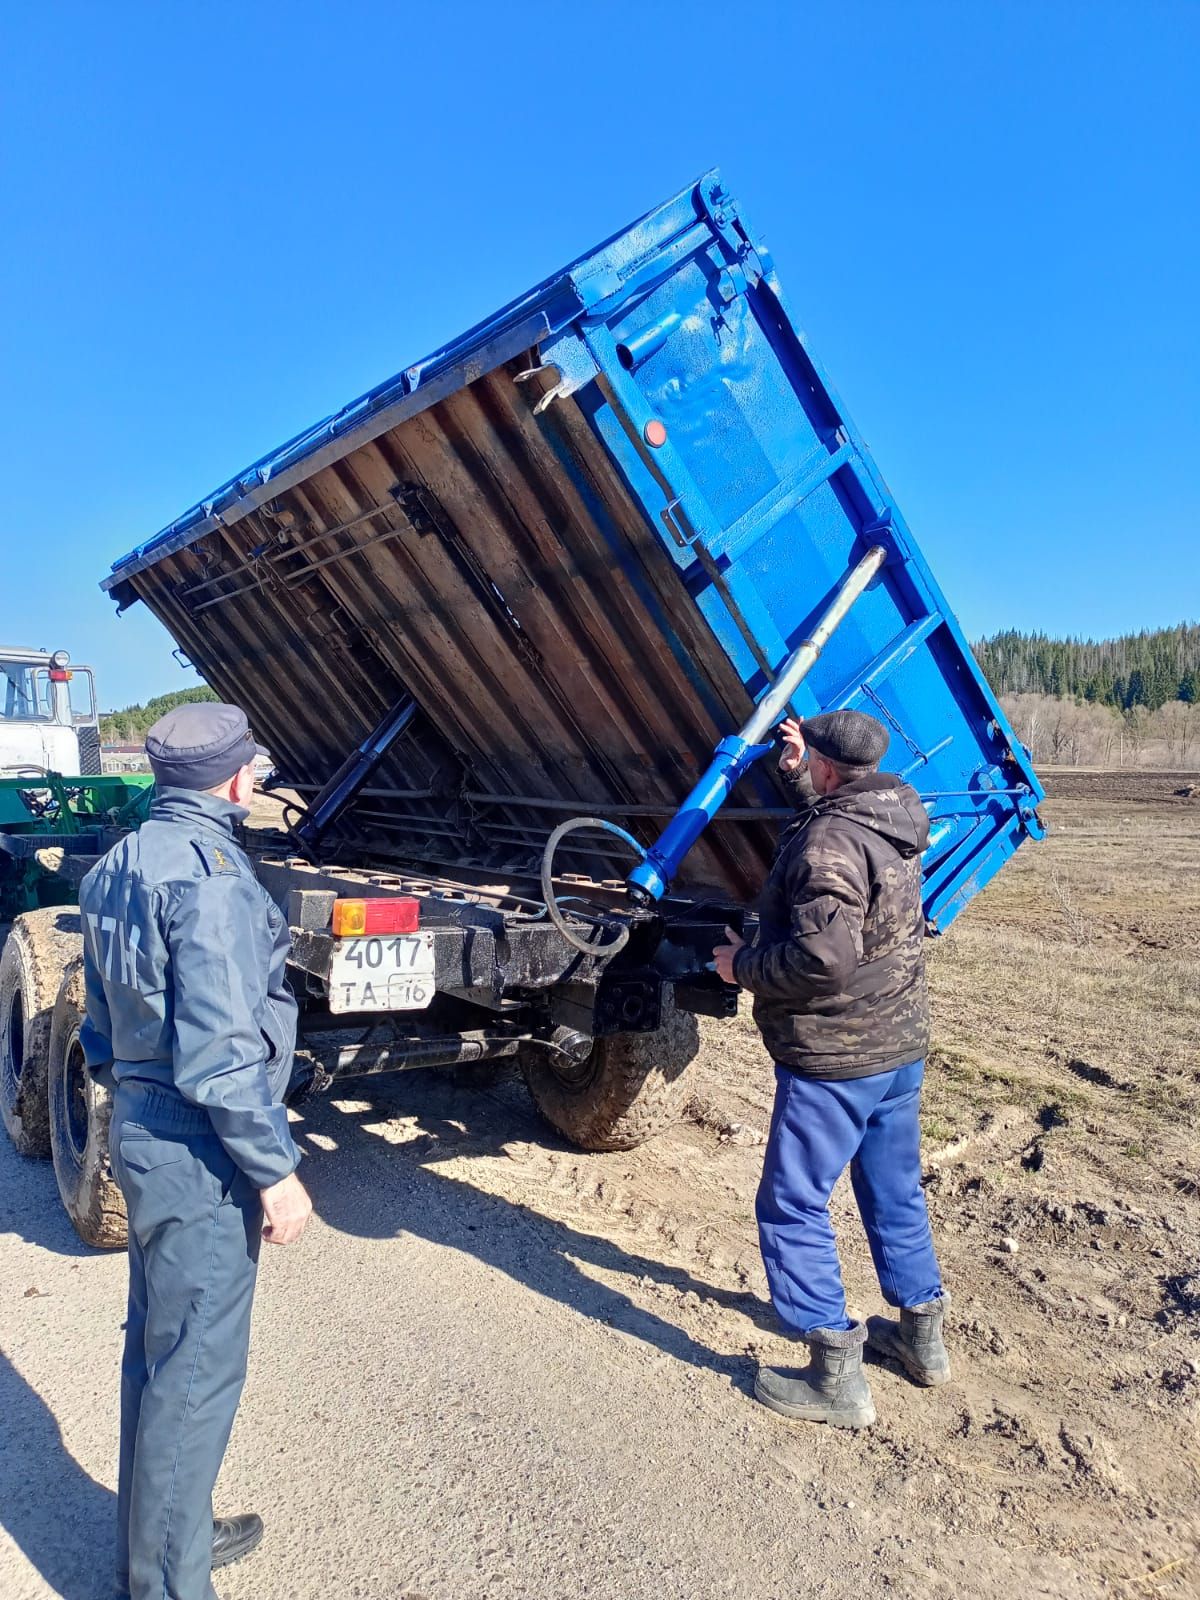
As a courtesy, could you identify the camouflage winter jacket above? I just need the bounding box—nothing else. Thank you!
[732,771,930,1079]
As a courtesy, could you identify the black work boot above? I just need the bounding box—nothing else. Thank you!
[867,1294,951,1386]
[211,1512,264,1570]
[754,1320,875,1428]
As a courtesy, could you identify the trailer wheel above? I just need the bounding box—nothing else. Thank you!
[48,957,127,1249]
[522,989,699,1152]
[0,908,81,1157]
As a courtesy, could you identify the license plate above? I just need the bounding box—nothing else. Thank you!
[328,933,436,1014]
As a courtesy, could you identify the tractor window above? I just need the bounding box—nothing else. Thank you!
[69,669,97,724]
[0,663,52,721]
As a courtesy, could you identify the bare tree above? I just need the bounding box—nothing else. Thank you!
[1000,693,1132,767]
[1123,706,1152,767]
[1095,708,1120,765]
[1151,701,1198,766]
[1000,693,1049,760]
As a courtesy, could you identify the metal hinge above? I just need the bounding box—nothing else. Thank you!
[697,175,764,286]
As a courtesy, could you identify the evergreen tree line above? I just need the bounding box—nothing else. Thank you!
[100,685,217,744]
[974,624,1199,712]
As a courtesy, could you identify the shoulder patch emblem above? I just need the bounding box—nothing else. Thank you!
[190,839,241,877]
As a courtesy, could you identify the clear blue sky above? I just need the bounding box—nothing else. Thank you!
[2,0,1196,709]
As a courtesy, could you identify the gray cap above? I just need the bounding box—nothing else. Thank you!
[145,702,266,791]
[801,709,889,769]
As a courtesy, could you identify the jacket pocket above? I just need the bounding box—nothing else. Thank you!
[262,994,297,1080]
[117,1133,185,1175]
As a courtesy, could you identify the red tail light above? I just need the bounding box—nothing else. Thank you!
[331,897,420,937]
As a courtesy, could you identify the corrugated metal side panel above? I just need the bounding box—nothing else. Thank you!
[126,358,787,899]
[104,179,716,587]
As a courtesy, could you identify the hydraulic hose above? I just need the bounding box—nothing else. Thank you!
[540,817,646,957]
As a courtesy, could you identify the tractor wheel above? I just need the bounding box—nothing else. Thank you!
[48,956,127,1249]
[0,908,81,1157]
[522,988,699,1152]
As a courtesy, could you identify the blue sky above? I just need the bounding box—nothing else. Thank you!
[2,0,1196,709]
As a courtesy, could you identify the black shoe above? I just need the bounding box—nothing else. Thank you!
[115,1517,263,1596]
[211,1512,265,1570]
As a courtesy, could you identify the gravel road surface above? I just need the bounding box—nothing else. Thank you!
[1,1067,1093,1600]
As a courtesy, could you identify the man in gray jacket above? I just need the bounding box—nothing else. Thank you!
[713,709,948,1429]
[80,702,311,1600]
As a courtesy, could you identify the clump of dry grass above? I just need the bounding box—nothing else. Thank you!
[927,793,1200,1177]
[1046,866,1096,945]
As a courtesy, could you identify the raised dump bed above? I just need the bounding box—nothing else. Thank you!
[104,169,1043,932]
[0,171,1048,1248]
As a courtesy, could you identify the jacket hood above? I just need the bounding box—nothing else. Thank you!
[810,773,930,858]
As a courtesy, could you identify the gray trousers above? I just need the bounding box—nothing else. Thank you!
[111,1082,261,1600]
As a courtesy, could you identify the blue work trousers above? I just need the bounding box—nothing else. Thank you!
[111,1081,262,1600]
[756,1059,942,1334]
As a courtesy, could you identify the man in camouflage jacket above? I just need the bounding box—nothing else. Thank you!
[713,709,949,1429]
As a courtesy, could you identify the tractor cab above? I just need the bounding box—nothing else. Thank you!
[0,648,100,778]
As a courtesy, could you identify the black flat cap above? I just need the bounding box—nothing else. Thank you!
[145,702,267,791]
[801,709,889,769]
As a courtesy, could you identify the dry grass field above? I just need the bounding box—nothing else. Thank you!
[910,772,1200,1588]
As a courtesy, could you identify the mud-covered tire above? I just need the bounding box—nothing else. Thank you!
[523,988,700,1152]
[0,908,82,1157]
[48,956,127,1249]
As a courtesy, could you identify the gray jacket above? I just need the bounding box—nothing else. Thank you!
[79,787,299,1188]
[733,770,930,1080]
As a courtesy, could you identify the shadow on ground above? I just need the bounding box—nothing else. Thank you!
[0,1348,115,1599]
[292,1068,769,1392]
[0,1137,101,1259]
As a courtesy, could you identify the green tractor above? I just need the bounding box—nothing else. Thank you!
[1,647,154,1246]
[0,768,154,919]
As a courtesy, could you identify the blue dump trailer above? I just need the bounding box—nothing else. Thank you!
[0,172,1046,1245]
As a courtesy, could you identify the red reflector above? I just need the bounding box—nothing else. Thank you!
[364,898,420,934]
[331,897,420,937]
[643,419,668,448]
[49,668,70,682]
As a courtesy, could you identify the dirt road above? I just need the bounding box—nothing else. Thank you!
[3,778,1198,1599]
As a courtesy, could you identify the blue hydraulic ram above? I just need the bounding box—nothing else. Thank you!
[626,544,888,902]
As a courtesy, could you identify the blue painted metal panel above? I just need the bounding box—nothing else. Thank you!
[104,170,1043,929]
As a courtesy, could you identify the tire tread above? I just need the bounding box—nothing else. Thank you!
[523,989,699,1152]
[48,956,128,1249]
[0,909,81,1157]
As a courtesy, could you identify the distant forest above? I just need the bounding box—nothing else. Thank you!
[101,685,216,743]
[974,624,1199,711]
